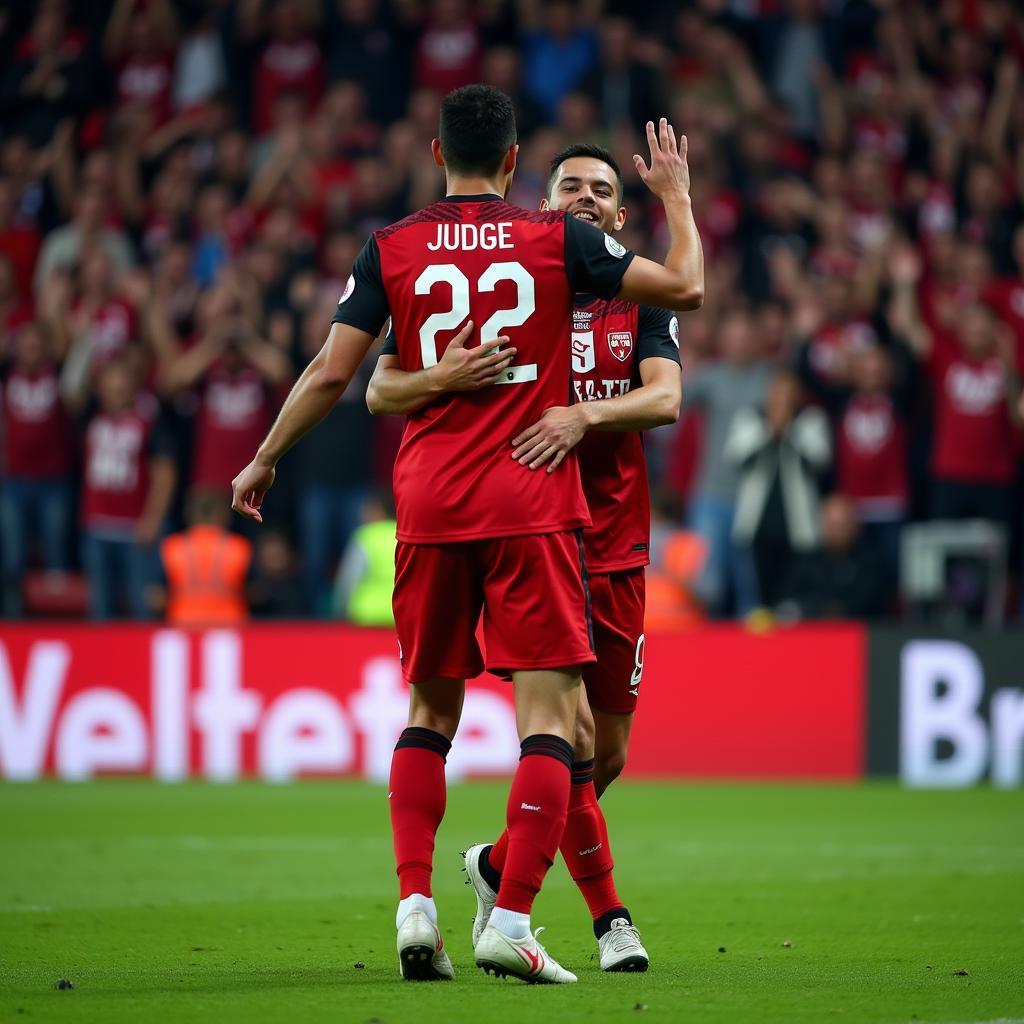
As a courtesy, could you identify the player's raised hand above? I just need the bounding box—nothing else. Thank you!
[633,117,690,201]
[434,320,516,391]
[511,405,588,472]
[231,458,276,523]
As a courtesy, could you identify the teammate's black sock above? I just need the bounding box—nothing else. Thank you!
[478,844,503,892]
[593,906,632,939]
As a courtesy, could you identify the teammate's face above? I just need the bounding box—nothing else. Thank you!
[543,157,626,235]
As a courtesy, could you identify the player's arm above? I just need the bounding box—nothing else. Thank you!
[232,235,390,522]
[511,356,682,472]
[617,119,704,311]
[365,320,515,415]
[512,305,682,471]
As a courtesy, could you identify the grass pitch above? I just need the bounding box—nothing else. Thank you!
[0,781,1022,1024]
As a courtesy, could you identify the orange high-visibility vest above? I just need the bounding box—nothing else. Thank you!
[645,531,707,632]
[160,526,252,626]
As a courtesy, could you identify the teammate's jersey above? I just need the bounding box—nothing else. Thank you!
[572,296,680,573]
[333,194,636,543]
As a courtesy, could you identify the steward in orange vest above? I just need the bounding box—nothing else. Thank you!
[160,489,252,626]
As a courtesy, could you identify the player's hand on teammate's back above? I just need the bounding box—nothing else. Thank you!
[633,117,690,201]
[434,319,515,392]
[511,405,587,472]
[231,459,276,523]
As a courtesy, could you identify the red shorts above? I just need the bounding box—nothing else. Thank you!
[392,531,596,684]
[583,567,646,714]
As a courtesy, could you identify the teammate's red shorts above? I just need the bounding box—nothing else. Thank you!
[583,567,646,715]
[392,531,596,683]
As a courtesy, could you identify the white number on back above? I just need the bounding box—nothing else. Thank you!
[414,262,538,385]
[415,265,469,369]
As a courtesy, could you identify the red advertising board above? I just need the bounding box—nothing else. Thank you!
[0,623,866,781]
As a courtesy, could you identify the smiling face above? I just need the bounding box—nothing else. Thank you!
[543,156,626,236]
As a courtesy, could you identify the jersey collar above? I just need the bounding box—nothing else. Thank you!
[440,193,503,203]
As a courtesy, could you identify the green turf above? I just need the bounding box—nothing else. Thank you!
[0,781,1022,1024]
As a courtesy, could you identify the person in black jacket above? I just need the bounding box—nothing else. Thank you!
[777,492,887,620]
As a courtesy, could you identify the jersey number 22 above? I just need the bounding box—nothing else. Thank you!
[414,262,537,384]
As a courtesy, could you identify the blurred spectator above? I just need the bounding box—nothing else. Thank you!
[726,369,832,609]
[1,3,92,147]
[580,17,661,132]
[777,494,887,620]
[249,529,304,617]
[325,0,411,125]
[291,299,376,614]
[768,0,830,141]
[413,0,493,96]
[332,488,397,626]
[520,0,601,120]
[0,252,34,351]
[159,486,251,626]
[481,45,546,140]
[34,185,134,292]
[239,0,323,136]
[0,178,41,301]
[681,309,770,616]
[890,243,1023,526]
[172,4,228,114]
[163,308,290,497]
[80,357,177,619]
[103,0,179,133]
[0,321,74,615]
[798,333,914,588]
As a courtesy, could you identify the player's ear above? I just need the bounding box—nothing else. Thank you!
[614,205,627,231]
[503,143,519,174]
[431,138,445,168]
[539,195,551,212]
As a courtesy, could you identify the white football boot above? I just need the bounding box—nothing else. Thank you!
[474,923,577,984]
[598,917,650,972]
[396,910,455,981]
[462,844,498,945]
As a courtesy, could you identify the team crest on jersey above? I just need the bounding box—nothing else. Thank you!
[669,316,679,347]
[338,274,355,305]
[607,330,633,362]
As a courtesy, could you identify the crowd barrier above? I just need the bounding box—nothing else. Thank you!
[0,623,1020,787]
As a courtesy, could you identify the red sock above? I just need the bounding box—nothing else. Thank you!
[560,759,622,920]
[388,727,451,899]
[488,829,509,872]
[494,734,573,915]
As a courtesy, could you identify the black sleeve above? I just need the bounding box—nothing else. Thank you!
[380,321,398,357]
[331,235,391,337]
[148,413,177,461]
[636,305,681,365]
[563,213,636,299]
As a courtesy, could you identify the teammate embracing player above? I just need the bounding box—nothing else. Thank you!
[232,86,702,985]
[369,141,693,973]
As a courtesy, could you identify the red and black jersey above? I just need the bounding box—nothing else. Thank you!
[333,194,636,544]
[1,365,73,478]
[836,393,909,518]
[81,408,175,532]
[572,297,680,573]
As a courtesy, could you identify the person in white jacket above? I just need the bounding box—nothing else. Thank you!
[725,369,831,608]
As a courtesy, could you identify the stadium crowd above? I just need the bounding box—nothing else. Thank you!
[1,0,1023,621]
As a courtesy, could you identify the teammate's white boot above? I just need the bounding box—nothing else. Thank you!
[474,923,577,984]
[598,917,650,972]
[462,844,498,945]
[396,910,455,981]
